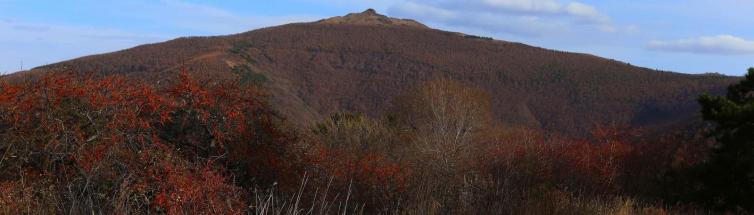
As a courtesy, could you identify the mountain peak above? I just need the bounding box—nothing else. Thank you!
[316,9,428,28]
[362,8,378,15]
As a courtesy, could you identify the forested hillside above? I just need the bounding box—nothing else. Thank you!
[21,9,738,136]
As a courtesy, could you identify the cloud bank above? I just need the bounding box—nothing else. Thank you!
[648,35,754,55]
[387,0,619,37]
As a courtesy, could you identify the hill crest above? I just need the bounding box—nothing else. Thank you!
[315,9,428,28]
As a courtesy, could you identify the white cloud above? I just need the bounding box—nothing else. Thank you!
[391,2,457,21]
[564,2,601,19]
[482,0,561,13]
[387,0,620,37]
[466,0,610,23]
[647,35,754,55]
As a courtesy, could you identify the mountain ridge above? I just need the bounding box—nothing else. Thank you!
[16,9,740,136]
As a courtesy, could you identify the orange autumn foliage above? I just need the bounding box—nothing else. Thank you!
[0,69,278,214]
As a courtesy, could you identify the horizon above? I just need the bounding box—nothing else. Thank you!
[1,0,752,75]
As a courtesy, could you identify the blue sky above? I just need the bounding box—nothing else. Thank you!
[1,0,752,75]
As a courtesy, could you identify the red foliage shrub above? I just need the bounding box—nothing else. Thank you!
[0,69,289,213]
[305,143,409,190]
[297,142,409,212]
[553,138,633,195]
[146,160,244,214]
[474,126,636,197]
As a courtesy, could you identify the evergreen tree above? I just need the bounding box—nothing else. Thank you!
[697,68,754,211]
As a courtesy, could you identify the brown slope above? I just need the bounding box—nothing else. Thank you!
[25,9,739,136]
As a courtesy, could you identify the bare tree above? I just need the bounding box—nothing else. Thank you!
[396,79,492,168]
[390,79,494,213]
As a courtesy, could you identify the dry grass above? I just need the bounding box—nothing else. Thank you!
[249,174,364,215]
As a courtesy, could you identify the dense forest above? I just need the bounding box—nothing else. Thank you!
[2,10,752,214]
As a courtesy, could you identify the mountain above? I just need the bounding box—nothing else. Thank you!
[19,9,739,136]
